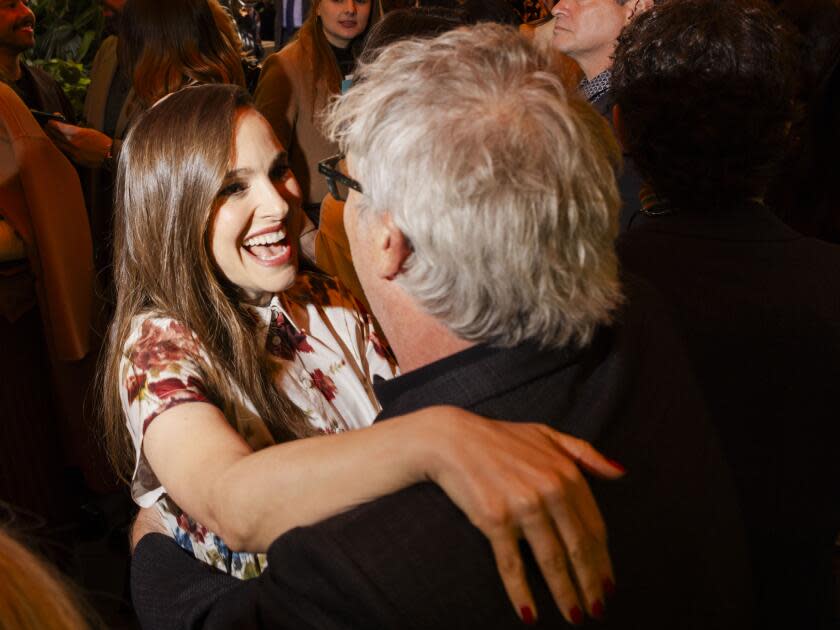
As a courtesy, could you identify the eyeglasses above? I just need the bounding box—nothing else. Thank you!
[317,154,363,202]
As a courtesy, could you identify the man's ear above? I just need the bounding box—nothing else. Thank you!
[376,212,412,281]
[612,103,627,150]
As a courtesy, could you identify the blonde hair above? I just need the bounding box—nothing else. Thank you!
[101,84,314,481]
[0,528,89,630]
[325,24,623,348]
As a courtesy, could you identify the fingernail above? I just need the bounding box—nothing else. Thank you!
[607,458,626,473]
[570,605,584,625]
[520,606,535,625]
[591,599,605,620]
[603,577,616,597]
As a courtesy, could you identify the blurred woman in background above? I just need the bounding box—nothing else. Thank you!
[255,0,376,225]
[47,0,248,282]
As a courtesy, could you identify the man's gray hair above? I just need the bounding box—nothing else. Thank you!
[324,24,623,348]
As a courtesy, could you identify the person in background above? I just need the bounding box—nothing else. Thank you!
[101,0,126,37]
[274,0,310,49]
[48,0,246,171]
[0,0,74,121]
[768,0,840,244]
[63,0,134,281]
[226,0,263,61]
[550,0,654,230]
[0,527,91,630]
[255,0,376,226]
[612,1,840,627]
[47,0,247,281]
[511,0,552,23]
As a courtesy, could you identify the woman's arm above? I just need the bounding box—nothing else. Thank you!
[143,402,622,625]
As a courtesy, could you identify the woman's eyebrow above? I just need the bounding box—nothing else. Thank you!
[223,168,250,180]
[222,151,289,180]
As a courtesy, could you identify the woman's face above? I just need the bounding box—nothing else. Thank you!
[318,0,371,49]
[210,108,301,305]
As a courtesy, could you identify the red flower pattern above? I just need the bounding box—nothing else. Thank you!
[148,377,192,400]
[177,513,208,544]
[310,369,337,401]
[130,319,201,372]
[268,314,314,360]
[126,373,146,404]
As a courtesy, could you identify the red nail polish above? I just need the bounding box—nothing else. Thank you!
[606,458,626,473]
[603,577,616,597]
[570,605,584,625]
[591,599,605,620]
[520,606,535,625]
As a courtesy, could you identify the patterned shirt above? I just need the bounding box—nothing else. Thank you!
[579,69,612,103]
[119,272,396,579]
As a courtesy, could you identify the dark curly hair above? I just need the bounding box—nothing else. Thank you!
[611,0,797,212]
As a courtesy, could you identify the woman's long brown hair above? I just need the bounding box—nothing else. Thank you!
[119,0,246,107]
[101,84,313,481]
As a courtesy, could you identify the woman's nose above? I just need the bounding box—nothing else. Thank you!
[255,179,290,221]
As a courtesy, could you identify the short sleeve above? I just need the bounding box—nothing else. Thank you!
[119,316,211,507]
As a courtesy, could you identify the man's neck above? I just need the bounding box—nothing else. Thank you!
[0,51,22,82]
[575,52,613,82]
[569,45,615,81]
[373,290,474,374]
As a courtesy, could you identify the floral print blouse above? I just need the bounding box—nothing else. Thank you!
[119,273,396,579]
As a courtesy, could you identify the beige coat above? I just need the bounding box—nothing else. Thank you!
[83,35,141,139]
[0,83,93,360]
[81,36,143,273]
[254,40,338,211]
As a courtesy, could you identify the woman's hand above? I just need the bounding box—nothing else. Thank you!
[419,407,625,625]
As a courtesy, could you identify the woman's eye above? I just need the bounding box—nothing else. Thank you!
[218,181,247,198]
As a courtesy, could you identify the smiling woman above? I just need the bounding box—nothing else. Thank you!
[210,110,299,305]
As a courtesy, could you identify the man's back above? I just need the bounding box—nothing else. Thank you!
[618,205,840,628]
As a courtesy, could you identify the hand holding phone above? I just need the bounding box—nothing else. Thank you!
[42,118,114,169]
[30,109,67,125]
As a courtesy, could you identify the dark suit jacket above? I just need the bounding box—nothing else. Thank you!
[13,62,75,123]
[618,204,840,630]
[589,90,643,233]
[132,278,751,629]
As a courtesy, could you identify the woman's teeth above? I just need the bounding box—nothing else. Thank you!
[244,230,285,247]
